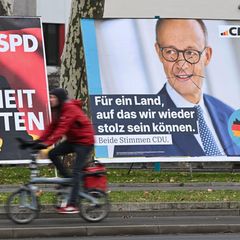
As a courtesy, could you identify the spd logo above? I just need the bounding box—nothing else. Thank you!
[219,25,240,38]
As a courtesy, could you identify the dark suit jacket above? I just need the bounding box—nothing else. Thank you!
[114,84,240,157]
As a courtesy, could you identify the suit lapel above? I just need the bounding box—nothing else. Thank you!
[204,95,231,155]
[159,84,205,156]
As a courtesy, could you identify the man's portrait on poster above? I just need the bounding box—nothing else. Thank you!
[88,18,240,158]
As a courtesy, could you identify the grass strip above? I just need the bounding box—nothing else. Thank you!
[107,170,240,183]
[1,167,240,184]
[109,190,240,202]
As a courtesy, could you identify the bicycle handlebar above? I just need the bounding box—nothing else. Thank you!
[16,137,47,152]
[16,137,36,149]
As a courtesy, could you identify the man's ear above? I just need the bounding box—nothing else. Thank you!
[155,42,164,62]
[204,46,212,66]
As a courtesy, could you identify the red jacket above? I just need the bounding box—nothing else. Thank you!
[39,100,95,146]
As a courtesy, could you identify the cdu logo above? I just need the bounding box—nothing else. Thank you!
[219,25,240,38]
[228,109,240,146]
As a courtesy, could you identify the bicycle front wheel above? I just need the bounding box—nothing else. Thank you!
[6,187,39,224]
[79,189,110,222]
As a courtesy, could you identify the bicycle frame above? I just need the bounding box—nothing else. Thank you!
[25,152,99,205]
[6,141,109,224]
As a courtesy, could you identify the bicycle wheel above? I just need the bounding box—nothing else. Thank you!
[79,189,110,222]
[6,188,39,224]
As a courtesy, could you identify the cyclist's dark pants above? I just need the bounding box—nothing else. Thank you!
[48,140,93,206]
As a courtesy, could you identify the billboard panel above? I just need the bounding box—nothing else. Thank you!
[0,17,50,161]
[81,18,240,160]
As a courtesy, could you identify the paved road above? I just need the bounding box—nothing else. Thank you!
[4,234,240,240]
[1,215,240,238]
[109,182,240,191]
[2,182,240,192]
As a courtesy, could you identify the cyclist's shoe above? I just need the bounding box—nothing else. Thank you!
[57,205,79,214]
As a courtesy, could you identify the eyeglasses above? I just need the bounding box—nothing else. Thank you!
[157,44,206,64]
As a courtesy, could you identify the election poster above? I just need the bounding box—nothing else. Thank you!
[0,17,50,161]
[81,18,240,160]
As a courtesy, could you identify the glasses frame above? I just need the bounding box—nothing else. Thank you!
[157,44,206,64]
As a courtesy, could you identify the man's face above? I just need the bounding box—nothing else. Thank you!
[155,19,212,103]
[50,94,59,108]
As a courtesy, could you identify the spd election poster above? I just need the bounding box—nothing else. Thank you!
[0,17,50,161]
[80,18,240,161]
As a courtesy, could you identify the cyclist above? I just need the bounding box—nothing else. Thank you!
[34,88,95,214]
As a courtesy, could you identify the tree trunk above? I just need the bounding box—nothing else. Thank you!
[0,0,13,15]
[60,0,105,113]
[60,0,105,166]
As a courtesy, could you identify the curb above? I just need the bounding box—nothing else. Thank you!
[1,203,240,238]
[1,223,240,238]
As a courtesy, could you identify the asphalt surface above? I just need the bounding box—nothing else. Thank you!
[1,182,240,238]
[2,215,240,238]
[2,182,240,192]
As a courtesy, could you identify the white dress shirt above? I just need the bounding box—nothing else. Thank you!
[166,82,225,155]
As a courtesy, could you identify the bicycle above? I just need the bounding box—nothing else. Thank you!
[5,138,110,224]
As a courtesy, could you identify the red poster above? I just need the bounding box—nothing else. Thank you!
[0,17,50,160]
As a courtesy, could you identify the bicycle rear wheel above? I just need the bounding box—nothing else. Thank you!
[6,187,39,224]
[79,189,110,222]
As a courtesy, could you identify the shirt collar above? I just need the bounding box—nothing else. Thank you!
[166,82,204,109]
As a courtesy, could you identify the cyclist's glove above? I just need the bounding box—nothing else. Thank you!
[18,140,40,149]
[32,142,48,150]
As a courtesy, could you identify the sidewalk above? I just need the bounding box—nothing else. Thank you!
[1,181,240,192]
[109,182,240,191]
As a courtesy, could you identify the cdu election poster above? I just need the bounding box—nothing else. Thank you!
[0,17,50,161]
[81,18,240,161]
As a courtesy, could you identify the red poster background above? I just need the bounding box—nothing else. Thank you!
[0,17,50,160]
